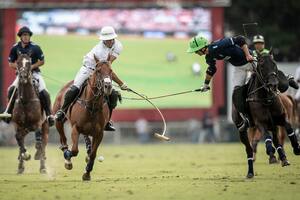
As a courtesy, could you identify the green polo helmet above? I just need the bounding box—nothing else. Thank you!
[187,35,208,53]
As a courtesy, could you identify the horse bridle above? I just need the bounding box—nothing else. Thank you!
[248,58,278,96]
[17,57,32,82]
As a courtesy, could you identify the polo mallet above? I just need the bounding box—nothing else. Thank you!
[0,87,17,118]
[126,88,170,141]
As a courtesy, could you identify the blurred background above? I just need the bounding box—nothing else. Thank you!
[0,0,299,145]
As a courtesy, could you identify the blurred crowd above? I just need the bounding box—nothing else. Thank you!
[19,8,211,37]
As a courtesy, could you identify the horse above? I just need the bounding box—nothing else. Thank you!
[12,53,49,174]
[249,94,298,164]
[53,60,112,181]
[232,52,300,178]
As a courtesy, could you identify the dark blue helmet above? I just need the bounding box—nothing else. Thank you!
[17,26,33,37]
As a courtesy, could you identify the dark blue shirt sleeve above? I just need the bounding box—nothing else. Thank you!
[8,46,18,63]
[205,54,217,76]
[35,45,44,61]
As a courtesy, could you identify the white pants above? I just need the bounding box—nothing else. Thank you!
[73,59,95,89]
[295,89,300,101]
[10,71,47,92]
[232,62,254,87]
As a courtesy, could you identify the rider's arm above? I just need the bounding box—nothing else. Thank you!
[31,60,44,70]
[204,55,216,85]
[8,46,17,70]
[31,45,45,70]
[233,35,254,62]
[108,55,125,86]
[9,62,17,70]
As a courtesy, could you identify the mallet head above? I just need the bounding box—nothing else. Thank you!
[154,133,170,141]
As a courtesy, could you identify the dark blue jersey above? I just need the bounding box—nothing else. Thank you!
[8,41,44,72]
[205,36,249,76]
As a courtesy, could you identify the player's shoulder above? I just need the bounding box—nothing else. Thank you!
[114,39,123,49]
[30,42,41,48]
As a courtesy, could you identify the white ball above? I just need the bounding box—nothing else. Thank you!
[98,155,104,162]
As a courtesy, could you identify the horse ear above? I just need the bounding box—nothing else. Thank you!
[269,47,273,56]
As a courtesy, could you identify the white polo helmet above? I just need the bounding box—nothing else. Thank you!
[99,26,117,40]
[253,35,265,43]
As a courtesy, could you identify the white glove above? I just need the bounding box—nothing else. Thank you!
[120,83,128,90]
[200,83,210,92]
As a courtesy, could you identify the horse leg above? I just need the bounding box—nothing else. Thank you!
[15,129,30,174]
[272,127,290,167]
[283,121,300,155]
[249,128,260,162]
[34,128,43,160]
[82,132,103,181]
[257,126,276,163]
[84,135,92,163]
[239,130,254,178]
[39,122,48,174]
[56,121,68,151]
[64,125,79,170]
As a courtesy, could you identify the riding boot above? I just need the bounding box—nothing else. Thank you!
[39,90,55,126]
[104,89,119,131]
[55,85,80,122]
[287,75,299,89]
[104,108,116,131]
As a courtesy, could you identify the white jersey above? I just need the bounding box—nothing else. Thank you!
[83,39,123,68]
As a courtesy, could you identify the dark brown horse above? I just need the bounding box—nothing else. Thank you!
[232,53,300,178]
[53,60,112,181]
[12,53,49,174]
[249,94,298,164]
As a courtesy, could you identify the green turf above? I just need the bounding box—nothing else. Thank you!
[1,144,300,200]
[32,35,211,109]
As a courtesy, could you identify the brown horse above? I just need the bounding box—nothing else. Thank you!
[249,94,298,164]
[12,53,49,174]
[53,60,112,181]
[232,53,300,178]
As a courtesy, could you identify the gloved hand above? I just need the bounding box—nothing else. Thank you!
[120,83,129,91]
[199,83,210,92]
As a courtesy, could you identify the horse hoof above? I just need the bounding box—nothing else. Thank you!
[293,147,300,155]
[85,156,90,163]
[246,173,254,179]
[34,151,43,160]
[17,168,24,174]
[269,156,277,164]
[281,159,290,167]
[82,173,91,181]
[22,152,31,161]
[64,160,73,170]
[40,168,47,174]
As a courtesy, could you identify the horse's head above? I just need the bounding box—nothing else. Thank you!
[256,51,279,92]
[16,52,32,84]
[94,61,113,96]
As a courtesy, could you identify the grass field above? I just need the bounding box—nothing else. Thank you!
[32,35,211,109]
[1,143,300,200]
